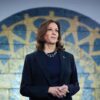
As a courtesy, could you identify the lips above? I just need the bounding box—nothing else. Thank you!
[51,36,57,39]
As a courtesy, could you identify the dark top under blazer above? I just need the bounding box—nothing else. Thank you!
[20,50,80,100]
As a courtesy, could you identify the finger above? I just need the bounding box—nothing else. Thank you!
[56,89,64,98]
[62,88,69,94]
[61,85,69,93]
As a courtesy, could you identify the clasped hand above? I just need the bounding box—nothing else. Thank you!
[48,84,69,98]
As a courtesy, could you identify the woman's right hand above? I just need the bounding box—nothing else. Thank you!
[48,86,66,98]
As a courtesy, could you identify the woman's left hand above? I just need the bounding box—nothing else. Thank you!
[58,84,69,96]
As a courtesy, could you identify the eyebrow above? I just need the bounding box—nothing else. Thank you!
[47,27,58,30]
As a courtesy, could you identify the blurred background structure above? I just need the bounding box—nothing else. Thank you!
[0,0,100,100]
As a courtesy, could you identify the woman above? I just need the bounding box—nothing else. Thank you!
[20,20,80,100]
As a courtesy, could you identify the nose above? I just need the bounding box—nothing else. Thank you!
[52,30,57,35]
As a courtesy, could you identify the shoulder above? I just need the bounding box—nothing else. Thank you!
[60,50,74,57]
[25,50,39,59]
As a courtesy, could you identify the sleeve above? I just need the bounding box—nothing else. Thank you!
[20,55,49,98]
[67,54,80,96]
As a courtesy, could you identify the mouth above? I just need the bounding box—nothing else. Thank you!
[51,37,57,39]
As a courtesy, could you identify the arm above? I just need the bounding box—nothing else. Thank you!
[68,55,80,96]
[20,55,49,98]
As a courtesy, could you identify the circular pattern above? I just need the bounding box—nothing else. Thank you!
[0,7,100,100]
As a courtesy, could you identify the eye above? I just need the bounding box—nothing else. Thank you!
[55,29,59,32]
[47,28,59,32]
[47,28,52,31]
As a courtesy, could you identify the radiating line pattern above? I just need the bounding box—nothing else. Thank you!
[0,7,100,100]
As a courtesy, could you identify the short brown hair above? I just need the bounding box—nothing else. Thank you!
[36,19,65,51]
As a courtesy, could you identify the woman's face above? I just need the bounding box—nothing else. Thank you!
[44,22,59,44]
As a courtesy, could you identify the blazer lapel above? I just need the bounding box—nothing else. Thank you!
[58,51,66,85]
[35,51,52,85]
[59,51,71,85]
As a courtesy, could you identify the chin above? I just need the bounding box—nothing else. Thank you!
[50,41,57,44]
[49,40,57,44]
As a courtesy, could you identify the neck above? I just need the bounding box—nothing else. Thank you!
[44,43,56,53]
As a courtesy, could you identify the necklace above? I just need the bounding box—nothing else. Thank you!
[46,51,57,58]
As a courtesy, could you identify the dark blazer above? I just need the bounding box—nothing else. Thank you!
[20,50,80,100]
